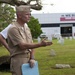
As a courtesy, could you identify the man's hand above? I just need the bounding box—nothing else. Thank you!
[29,59,35,68]
[40,39,53,47]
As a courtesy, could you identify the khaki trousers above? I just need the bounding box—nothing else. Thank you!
[10,53,30,75]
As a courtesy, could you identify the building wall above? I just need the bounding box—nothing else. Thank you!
[73,27,75,38]
[41,23,75,38]
[41,27,60,38]
[32,13,75,38]
[32,13,75,23]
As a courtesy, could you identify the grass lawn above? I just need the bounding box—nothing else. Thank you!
[0,38,75,75]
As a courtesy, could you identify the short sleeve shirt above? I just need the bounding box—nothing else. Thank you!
[0,24,12,39]
[7,22,33,56]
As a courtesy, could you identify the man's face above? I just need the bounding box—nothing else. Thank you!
[18,11,31,23]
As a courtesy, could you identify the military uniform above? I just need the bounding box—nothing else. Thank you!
[7,21,33,75]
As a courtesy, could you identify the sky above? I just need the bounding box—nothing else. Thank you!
[31,0,75,13]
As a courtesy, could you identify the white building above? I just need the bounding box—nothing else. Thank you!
[32,13,75,38]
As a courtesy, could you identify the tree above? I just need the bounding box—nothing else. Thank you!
[0,0,43,67]
[0,0,42,31]
[0,4,15,31]
[27,16,42,38]
[0,0,42,10]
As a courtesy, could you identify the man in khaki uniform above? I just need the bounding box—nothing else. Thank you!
[7,5,52,75]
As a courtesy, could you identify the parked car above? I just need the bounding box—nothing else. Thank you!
[40,33,48,39]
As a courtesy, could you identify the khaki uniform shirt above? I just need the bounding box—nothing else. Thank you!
[7,22,33,75]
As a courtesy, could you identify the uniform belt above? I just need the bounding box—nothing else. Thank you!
[10,51,30,58]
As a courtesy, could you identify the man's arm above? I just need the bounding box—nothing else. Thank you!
[0,25,12,51]
[30,49,35,59]
[0,34,9,51]
[8,27,53,50]
[29,49,35,68]
[18,40,52,50]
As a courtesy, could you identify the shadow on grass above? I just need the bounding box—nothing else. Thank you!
[0,55,10,72]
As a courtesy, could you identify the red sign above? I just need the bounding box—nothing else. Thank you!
[60,14,75,21]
